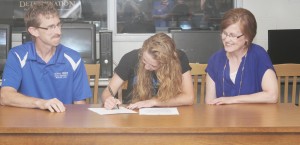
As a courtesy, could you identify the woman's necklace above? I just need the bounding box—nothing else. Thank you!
[222,50,248,96]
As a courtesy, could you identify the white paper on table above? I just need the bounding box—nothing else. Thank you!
[139,107,179,115]
[88,107,137,115]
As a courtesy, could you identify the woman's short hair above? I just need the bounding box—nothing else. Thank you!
[220,8,257,44]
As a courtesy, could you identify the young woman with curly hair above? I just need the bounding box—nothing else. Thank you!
[102,33,194,109]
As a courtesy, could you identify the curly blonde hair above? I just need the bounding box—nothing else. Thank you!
[132,33,182,102]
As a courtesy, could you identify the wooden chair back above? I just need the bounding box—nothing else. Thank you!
[273,64,300,104]
[84,64,100,104]
[189,63,207,104]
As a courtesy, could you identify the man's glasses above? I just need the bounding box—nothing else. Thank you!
[36,23,62,31]
[221,31,244,41]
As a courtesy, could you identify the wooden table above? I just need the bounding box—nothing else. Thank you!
[1,104,300,145]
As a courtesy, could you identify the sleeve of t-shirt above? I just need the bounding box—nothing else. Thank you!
[179,50,191,73]
[206,52,220,83]
[205,55,216,81]
[1,48,23,89]
[114,51,135,81]
[256,46,275,82]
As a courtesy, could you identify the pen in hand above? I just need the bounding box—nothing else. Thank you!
[108,86,119,109]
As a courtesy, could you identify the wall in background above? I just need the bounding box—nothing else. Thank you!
[10,0,300,69]
[244,0,300,51]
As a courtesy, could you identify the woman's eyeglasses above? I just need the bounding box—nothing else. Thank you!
[221,31,244,41]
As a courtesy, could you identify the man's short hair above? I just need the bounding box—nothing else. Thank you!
[24,1,59,29]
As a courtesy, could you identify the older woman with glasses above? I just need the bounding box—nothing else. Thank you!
[205,8,278,105]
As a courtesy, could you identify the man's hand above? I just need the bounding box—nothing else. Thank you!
[36,98,66,112]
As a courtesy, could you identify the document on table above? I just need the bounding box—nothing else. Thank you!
[139,108,179,115]
[88,107,137,115]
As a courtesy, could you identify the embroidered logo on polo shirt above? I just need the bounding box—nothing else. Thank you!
[64,53,81,71]
[54,72,68,79]
[15,52,28,68]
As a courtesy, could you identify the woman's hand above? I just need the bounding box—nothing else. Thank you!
[104,97,121,110]
[206,97,235,105]
[127,99,157,109]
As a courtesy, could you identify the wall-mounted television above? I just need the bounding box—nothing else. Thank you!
[22,23,96,64]
[268,29,300,64]
[171,30,223,63]
[0,24,11,78]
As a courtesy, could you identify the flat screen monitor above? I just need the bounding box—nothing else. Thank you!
[61,23,96,64]
[22,23,96,64]
[171,30,223,63]
[0,24,11,77]
[268,29,300,64]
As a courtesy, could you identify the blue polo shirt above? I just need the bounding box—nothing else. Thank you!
[1,41,92,104]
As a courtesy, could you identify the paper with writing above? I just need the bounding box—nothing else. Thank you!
[139,108,179,115]
[88,107,137,115]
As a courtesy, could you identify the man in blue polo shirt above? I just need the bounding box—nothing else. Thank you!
[0,1,92,112]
